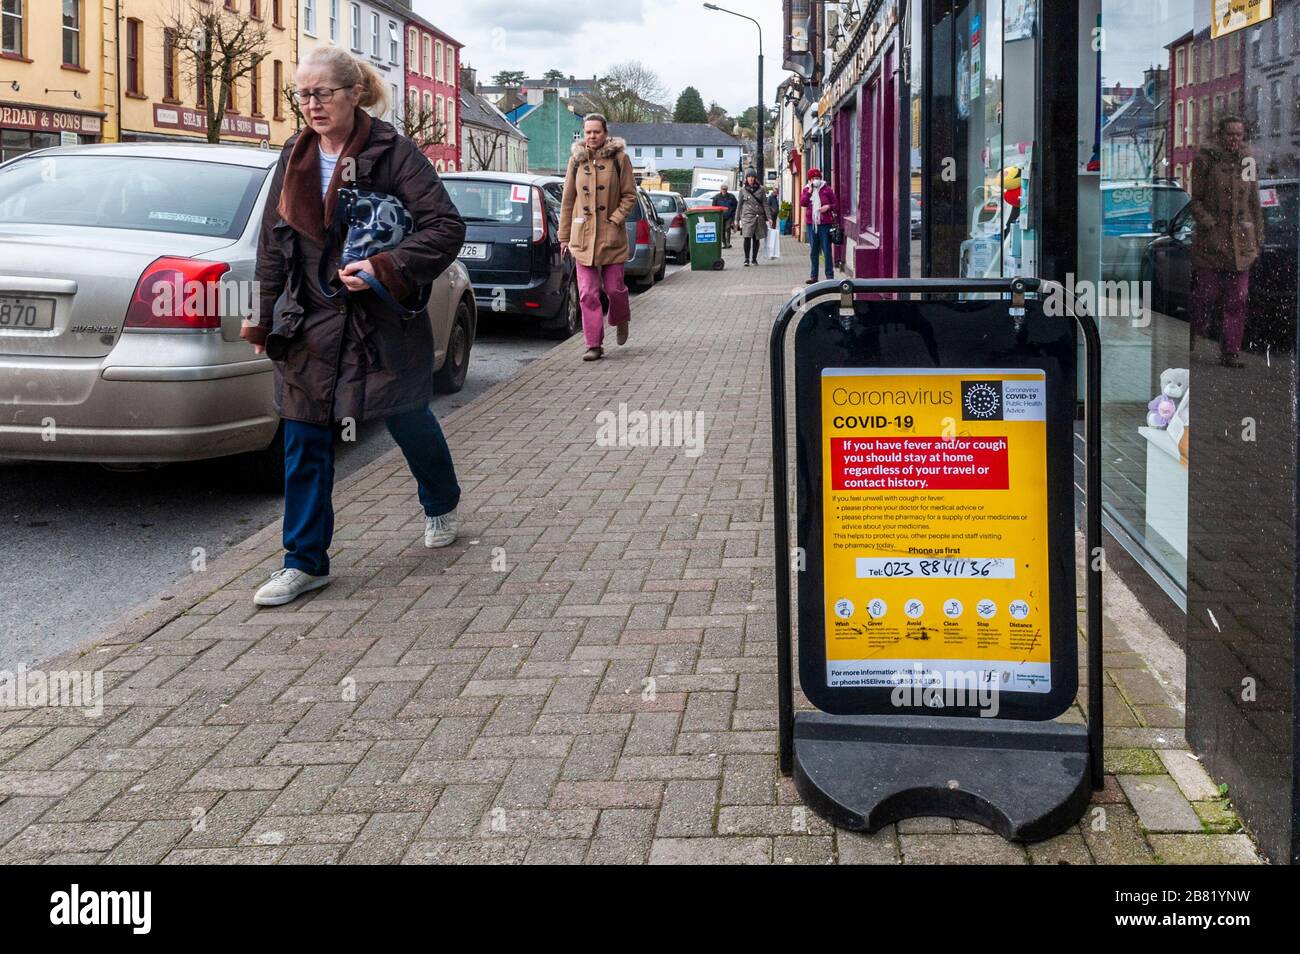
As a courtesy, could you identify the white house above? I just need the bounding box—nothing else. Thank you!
[608,122,745,173]
[301,0,409,126]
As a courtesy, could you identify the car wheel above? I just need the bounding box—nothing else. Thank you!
[545,277,581,340]
[433,296,473,394]
[242,420,285,494]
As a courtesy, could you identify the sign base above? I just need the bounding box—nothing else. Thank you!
[793,712,1092,842]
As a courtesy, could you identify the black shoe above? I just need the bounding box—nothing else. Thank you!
[743,260,750,266]
[805,277,816,285]
[1220,352,1245,368]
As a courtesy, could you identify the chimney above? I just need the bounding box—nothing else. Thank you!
[461,65,477,93]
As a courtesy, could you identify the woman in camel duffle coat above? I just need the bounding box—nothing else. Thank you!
[558,116,638,359]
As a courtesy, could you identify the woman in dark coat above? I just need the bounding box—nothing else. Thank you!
[242,47,467,606]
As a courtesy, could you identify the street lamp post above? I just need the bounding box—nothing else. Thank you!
[703,3,763,187]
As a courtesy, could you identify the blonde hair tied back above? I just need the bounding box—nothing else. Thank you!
[300,46,390,117]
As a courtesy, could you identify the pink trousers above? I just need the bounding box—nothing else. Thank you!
[575,262,630,349]
[1191,267,1249,355]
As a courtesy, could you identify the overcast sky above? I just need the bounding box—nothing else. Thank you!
[412,0,785,116]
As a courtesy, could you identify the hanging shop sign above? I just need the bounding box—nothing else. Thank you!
[820,1,899,116]
[1211,0,1273,38]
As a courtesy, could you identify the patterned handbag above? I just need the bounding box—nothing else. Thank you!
[318,188,432,318]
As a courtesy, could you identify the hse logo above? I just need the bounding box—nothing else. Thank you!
[961,380,1003,421]
[50,885,151,934]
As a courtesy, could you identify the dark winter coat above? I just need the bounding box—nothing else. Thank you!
[245,108,466,425]
[713,190,738,221]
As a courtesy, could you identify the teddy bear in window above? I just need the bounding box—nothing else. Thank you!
[1146,367,1189,429]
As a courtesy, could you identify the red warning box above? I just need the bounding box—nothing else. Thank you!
[831,437,1010,490]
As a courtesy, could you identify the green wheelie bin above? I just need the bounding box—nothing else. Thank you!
[685,206,726,271]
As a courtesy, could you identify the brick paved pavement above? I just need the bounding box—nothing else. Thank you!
[0,238,1262,864]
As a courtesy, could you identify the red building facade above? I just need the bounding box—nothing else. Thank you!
[1166,27,1245,192]
[404,12,462,171]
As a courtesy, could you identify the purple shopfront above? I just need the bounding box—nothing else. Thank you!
[823,0,901,279]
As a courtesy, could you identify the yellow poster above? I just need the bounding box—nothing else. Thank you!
[1211,0,1272,38]
[820,368,1051,693]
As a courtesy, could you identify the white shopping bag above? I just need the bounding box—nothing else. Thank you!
[766,226,781,259]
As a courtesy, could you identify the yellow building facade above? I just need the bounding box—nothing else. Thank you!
[0,1,300,159]
[0,0,111,160]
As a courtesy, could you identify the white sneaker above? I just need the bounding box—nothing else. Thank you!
[424,509,458,548]
[254,567,330,606]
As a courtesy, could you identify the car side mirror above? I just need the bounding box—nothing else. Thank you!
[1153,218,1169,234]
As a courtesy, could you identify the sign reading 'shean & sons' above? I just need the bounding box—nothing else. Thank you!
[0,104,103,135]
[153,104,270,141]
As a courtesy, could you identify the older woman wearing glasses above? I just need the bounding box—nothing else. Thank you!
[240,47,466,607]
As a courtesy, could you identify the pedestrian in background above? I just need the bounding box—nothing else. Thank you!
[713,184,738,248]
[801,168,839,284]
[1188,115,1264,368]
[736,170,767,267]
[559,114,638,362]
[765,187,782,259]
[244,47,466,607]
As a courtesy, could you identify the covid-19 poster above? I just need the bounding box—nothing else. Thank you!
[819,368,1052,693]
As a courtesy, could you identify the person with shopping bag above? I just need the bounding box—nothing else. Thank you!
[765,187,781,260]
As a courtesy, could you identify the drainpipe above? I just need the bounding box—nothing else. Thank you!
[113,0,122,142]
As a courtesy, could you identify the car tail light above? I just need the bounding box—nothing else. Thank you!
[670,214,685,229]
[124,257,232,330]
[636,218,650,245]
[531,187,546,243]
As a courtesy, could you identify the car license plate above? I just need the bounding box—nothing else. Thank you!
[459,242,488,261]
[0,295,56,331]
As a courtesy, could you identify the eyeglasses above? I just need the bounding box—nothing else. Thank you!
[290,86,352,105]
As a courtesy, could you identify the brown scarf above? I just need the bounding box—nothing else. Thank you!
[276,107,374,245]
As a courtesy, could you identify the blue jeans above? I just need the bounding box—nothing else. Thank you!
[809,223,834,280]
[282,406,460,576]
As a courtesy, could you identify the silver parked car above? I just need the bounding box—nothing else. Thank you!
[0,144,476,489]
[623,187,667,290]
[648,191,689,265]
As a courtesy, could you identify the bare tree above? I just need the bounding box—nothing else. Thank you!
[398,100,449,153]
[162,3,271,144]
[466,128,506,171]
[583,61,670,123]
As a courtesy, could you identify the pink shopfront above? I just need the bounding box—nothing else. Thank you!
[821,0,902,279]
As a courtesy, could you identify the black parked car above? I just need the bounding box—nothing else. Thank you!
[441,172,580,339]
[1142,178,1298,351]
